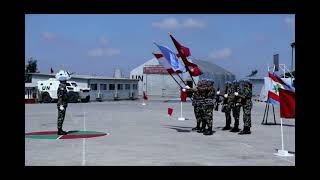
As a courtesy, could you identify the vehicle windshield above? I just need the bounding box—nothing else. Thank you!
[66,83,71,86]
[71,83,78,87]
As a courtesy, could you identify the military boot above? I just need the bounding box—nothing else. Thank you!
[239,127,251,135]
[192,122,201,131]
[230,126,240,132]
[203,127,214,135]
[58,128,68,135]
[197,123,206,133]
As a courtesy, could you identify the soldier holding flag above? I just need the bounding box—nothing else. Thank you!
[187,80,215,135]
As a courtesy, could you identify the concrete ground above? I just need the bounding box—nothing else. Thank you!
[25,98,295,166]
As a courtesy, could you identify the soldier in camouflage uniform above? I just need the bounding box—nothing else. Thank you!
[229,80,242,132]
[238,80,253,134]
[221,81,232,130]
[187,80,215,135]
[55,70,70,135]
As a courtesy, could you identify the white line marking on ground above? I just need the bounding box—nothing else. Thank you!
[82,111,86,166]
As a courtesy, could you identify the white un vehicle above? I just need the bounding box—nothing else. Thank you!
[37,78,90,103]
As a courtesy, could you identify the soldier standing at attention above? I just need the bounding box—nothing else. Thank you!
[238,80,253,135]
[55,70,71,135]
[230,80,242,132]
[221,81,232,130]
[202,80,215,135]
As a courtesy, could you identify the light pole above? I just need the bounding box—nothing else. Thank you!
[291,42,295,73]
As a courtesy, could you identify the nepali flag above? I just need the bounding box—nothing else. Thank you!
[180,88,188,102]
[267,72,295,106]
[169,34,202,76]
[279,88,295,118]
[143,91,148,100]
[154,43,186,74]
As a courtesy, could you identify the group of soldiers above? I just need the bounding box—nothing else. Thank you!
[186,79,253,136]
[54,70,252,136]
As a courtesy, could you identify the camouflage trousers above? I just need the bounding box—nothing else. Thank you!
[231,105,241,127]
[57,107,67,129]
[222,104,231,127]
[194,105,214,128]
[242,103,252,128]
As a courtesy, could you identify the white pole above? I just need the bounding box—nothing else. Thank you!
[280,118,284,151]
[82,111,86,166]
[178,101,185,121]
[180,101,183,118]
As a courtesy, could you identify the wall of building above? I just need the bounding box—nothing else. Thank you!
[87,79,138,101]
[249,79,264,97]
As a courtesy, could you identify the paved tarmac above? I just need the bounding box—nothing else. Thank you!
[25,99,295,166]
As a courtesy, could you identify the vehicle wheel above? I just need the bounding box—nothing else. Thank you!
[42,92,52,103]
[68,92,79,103]
[81,96,90,103]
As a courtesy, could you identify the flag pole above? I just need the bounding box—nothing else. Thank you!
[176,74,187,86]
[168,33,197,87]
[169,73,183,88]
[178,100,185,121]
[274,117,294,157]
[280,118,284,151]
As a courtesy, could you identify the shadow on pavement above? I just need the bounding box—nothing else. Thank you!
[66,130,80,134]
[163,125,192,132]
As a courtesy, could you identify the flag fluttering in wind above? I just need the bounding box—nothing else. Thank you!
[267,72,295,106]
[180,88,187,102]
[279,88,295,118]
[154,43,186,74]
[153,53,184,74]
[168,108,173,116]
[169,34,202,77]
[143,91,148,101]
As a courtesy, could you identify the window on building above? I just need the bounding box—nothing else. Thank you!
[91,84,97,90]
[125,84,130,90]
[71,83,78,87]
[100,84,107,90]
[133,84,138,90]
[109,84,115,90]
[117,84,123,90]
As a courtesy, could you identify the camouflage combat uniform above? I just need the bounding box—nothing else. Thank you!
[239,81,253,134]
[230,81,242,132]
[221,83,232,130]
[57,82,68,130]
[189,80,215,135]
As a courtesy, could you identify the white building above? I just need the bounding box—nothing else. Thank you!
[25,73,139,101]
[130,58,235,97]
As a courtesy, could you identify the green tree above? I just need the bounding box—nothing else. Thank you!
[25,57,39,73]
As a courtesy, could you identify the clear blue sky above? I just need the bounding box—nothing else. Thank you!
[25,14,295,79]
